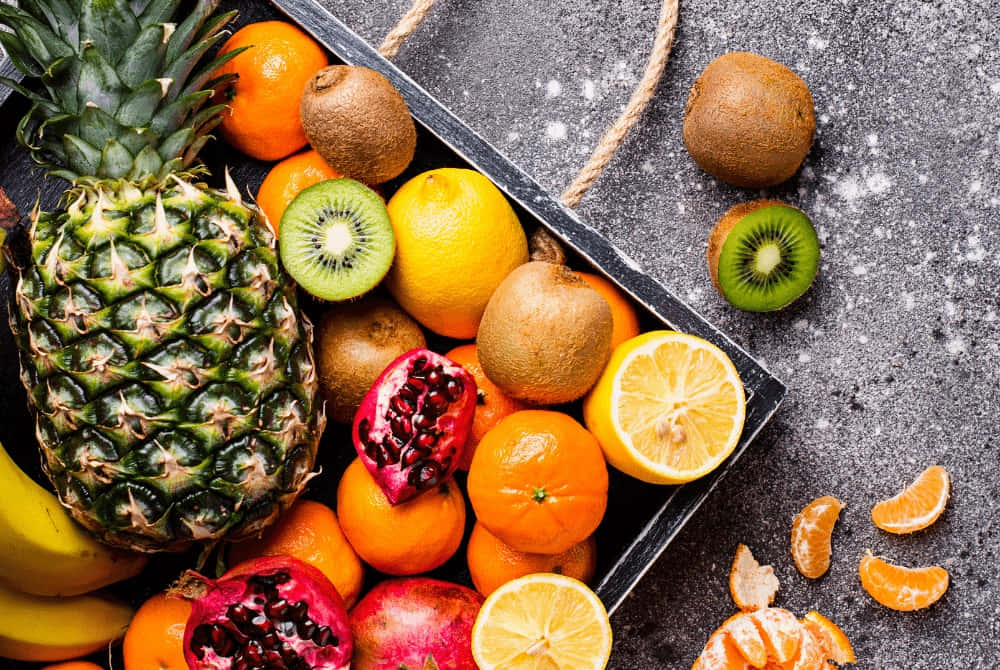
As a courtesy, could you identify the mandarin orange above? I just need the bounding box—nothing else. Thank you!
[576,272,641,350]
[467,410,608,555]
[122,592,191,670]
[256,150,342,236]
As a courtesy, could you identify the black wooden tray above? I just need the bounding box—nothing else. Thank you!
[0,0,785,666]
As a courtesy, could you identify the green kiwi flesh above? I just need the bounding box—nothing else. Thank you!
[279,178,395,301]
[715,205,819,311]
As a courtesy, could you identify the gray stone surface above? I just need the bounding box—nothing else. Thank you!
[329,0,1000,667]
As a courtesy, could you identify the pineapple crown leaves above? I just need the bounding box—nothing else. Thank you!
[0,0,247,184]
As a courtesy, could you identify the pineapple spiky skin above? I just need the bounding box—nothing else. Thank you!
[0,0,329,551]
[9,177,325,552]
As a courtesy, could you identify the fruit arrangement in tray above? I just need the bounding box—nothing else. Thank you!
[0,0,952,667]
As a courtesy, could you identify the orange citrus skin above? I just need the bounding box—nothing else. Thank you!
[228,499,364,608]
[444,344,529,470]
[337,458,466,576]
[468,410,608,555]
[122,592,191,670]
[41,664,105,670]
[256,150,342,236]
[214,22,328,161]
[466,522,596,597]
[576,272,641,350]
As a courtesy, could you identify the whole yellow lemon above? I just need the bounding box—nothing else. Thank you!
[385,168,528,338]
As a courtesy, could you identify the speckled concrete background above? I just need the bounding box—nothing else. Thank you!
[328,0,999,667]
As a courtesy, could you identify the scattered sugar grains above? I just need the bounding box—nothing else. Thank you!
[545,121,567,140]
[545,79,562,98]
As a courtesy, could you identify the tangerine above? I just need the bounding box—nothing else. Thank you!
[444,344,528,470]
[466,522,596,597]
[871,464,950,534]
[858,551,949,611]
[41,664,104,670]
[337,458,465,575]
[576,272,641,350]
[256,150,342,236]
[790,495,844,579]
[213,22,328,160]
[228,499,364,607]
[467,410,608,554]
[122,592,191,670]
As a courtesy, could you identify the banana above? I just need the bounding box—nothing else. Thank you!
[0,579,134,661]
[0,440,148,596]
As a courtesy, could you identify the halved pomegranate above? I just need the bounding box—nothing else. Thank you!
[178,556,352,670]
[353,348,476,504]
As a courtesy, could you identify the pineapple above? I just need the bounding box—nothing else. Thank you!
[0,0,325,551]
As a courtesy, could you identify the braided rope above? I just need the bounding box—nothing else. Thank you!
[379,0,681,208]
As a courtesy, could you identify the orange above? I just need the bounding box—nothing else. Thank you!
[336,458,465,575]
[576,272,641,350]
[256,150,342,236]
[444,344,529,470]
[466,522,597,597]
[790,495,844,579]
[871,464,950,534]
[802,611,855,664]
[213,22,328,160]
[858,550,949,611]
[228,499,364,608]
[42,664,104,670]
[122,592,191,670]
[468,410,608,555]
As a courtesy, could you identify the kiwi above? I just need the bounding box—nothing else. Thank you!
[279,178,395,301]
[707,200,820,312]
[300,66,417,184]
[683,52,815,188]
[316,296,426,423]
[476,261,613,404]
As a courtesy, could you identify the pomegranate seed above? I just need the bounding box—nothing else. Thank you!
[398,385,417,401]
[313,626,338,647]
[391,415,411,439]
[427,369,443,386]
[383,437,402,462]
[357,418,370,444]
[391,396,414,416]
[416,432,437,449]
[425,391,448,413]
[401,448,422,467]
[406,377,426,392]
[445,378,464,401]
[413,356,428,372]
[413,413,434,430]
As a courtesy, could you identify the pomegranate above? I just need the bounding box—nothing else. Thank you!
[353,348,476,504]
[179,556,352,670]
[350,578,483,670]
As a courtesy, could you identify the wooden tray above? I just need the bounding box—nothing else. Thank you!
[0,0,785,666]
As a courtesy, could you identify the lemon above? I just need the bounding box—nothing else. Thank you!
[582,330,746,484]
[385,168,528,338]
[471,573,612,670]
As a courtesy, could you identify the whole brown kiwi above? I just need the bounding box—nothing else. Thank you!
[683,52,815,188]
[476,262,613,405]
[300,65,417,184]
[316,297,426,423]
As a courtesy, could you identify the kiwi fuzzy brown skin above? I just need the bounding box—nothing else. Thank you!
[476,261,613,405]
[683,52,815,188]
[706,199,791,291]
[300,65,417,184]
[316,297,426,423]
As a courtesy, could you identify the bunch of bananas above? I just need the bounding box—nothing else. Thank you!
[0,442,146,662]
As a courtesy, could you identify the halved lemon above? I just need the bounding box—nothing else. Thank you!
[583,330,746,484]
[471,573,612,670]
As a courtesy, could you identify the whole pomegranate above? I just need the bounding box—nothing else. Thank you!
[178,556,352,670]
[353,349,476,504]
[350,578,483,670]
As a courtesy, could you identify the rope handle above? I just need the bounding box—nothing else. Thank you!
[377,0,680,208]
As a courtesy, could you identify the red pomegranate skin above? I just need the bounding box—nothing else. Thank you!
[181,555,352,670]
[349,578,484,670]
[353,348,476,504]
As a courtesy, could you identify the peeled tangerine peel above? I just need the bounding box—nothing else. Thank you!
[729,544,780,611]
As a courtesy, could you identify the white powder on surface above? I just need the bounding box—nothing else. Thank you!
[545,121,567,140]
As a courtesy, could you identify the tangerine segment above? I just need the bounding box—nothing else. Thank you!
[790,496,844,579]
[871,465,950,534]
[730,543,780,611]
[858,550,949,611]
[583,331,746,485]
[694,629,750,670]
[471,574,612,670]
[802,611,855,665]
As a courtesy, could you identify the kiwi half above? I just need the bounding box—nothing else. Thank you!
[279,178,395,301]
[707,200,819,312]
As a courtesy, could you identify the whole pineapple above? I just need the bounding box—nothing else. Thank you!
[0,0,325,551]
